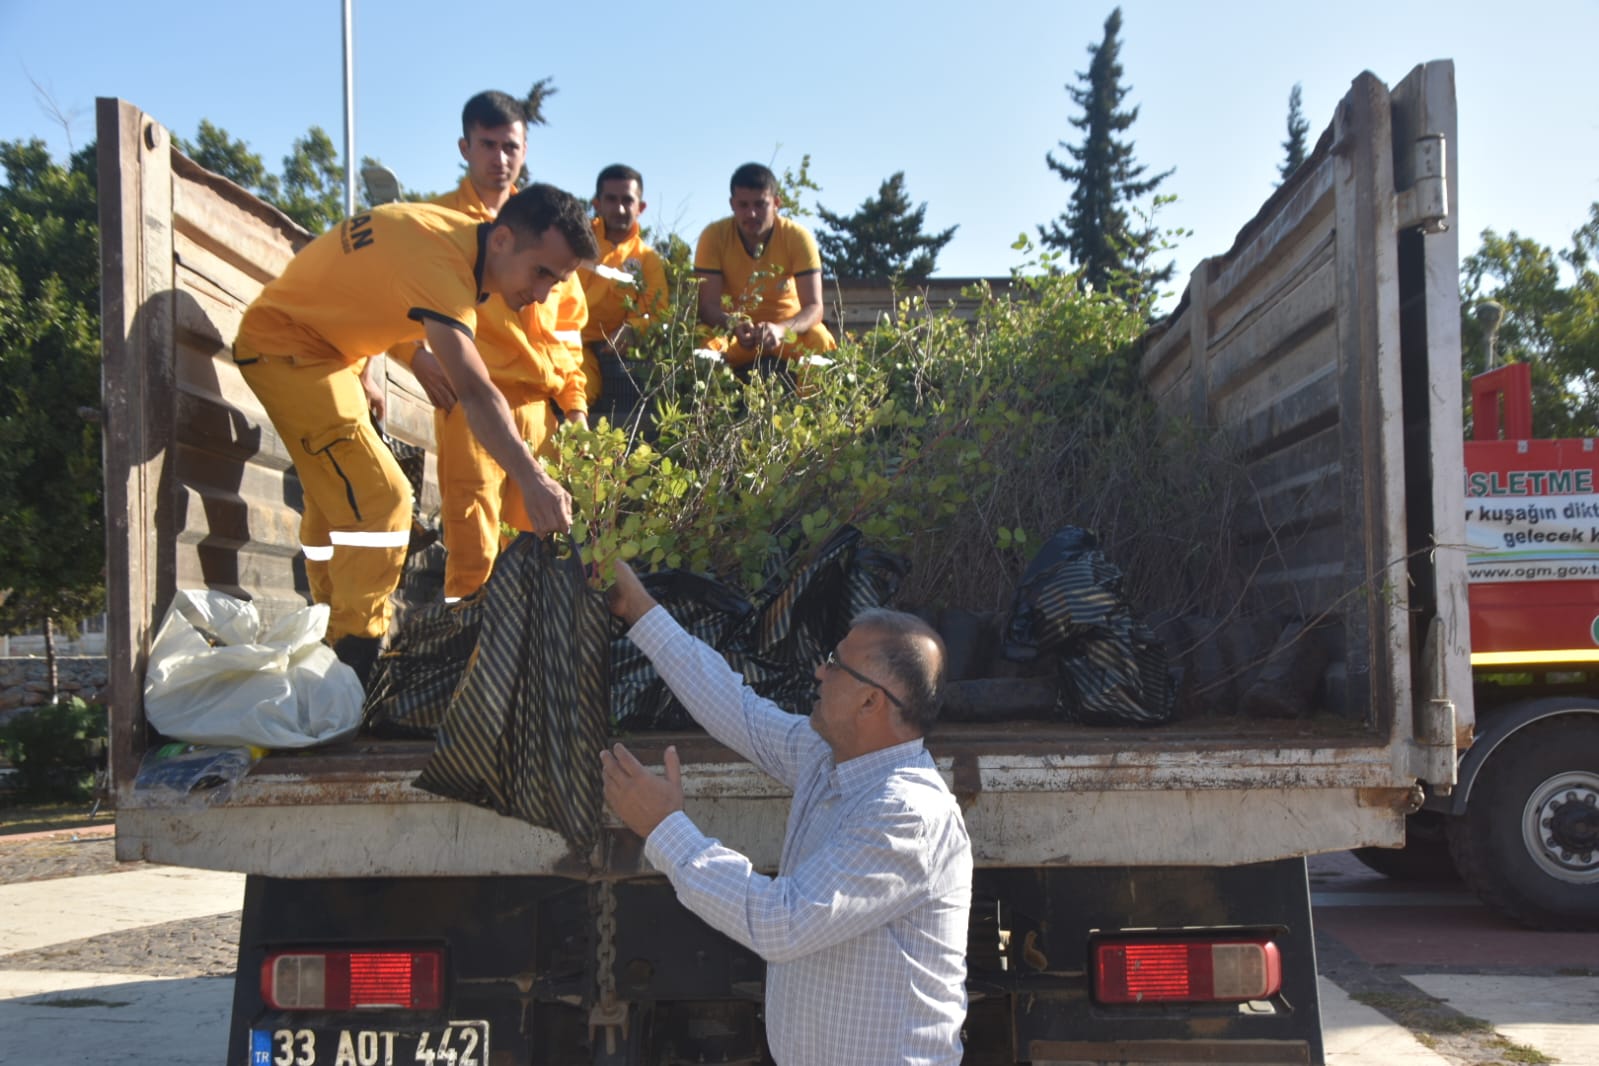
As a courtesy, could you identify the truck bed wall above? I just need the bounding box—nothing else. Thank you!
[97,62,1469,878]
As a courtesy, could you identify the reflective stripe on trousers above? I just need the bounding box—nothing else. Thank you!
[236,345,413,642]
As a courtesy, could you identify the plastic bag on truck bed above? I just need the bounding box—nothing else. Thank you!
[1004,527,1175,726]
[742,525,909,712]
[361,595,483,739]
[610,569,755,731]
[142,589,363,748]
[610,525,908,730]
[132,741,264,803]
[413,533,612,852]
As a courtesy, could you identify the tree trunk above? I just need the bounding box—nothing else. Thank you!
[44,615,60,703]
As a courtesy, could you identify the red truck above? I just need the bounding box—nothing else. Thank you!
[1356,358,1599,929]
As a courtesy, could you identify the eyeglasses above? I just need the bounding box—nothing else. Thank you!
[823,648,904,710]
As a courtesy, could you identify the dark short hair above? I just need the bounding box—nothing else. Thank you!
[730,163,779,196]
[496,183,600,259]
[461,91,527,138]
[852,608,947,734]
[595,164,644,198]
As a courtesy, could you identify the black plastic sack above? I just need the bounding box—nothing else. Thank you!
[361,596,482,739]
[1005,527,1174,726]
[609,525,908,729]
[738,526,909,714]
[413,534,612,851]
[610,570,755,732]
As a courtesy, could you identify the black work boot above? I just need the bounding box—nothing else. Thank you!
[332,634,382,688]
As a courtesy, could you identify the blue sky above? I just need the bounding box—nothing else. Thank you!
[3,0,1596,296]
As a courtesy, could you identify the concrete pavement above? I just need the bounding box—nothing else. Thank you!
[0,865,245,953]
[1317,978,1453,1065]
[0,851,1594,1064]
[0,856,242,1065]
[0,971,233,1065]
[1406,974,1599,1065]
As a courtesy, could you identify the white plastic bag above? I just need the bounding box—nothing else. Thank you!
[143,589,363,749]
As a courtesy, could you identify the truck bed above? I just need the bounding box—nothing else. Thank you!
[113,710,1409,878]
[99,62,1469,880]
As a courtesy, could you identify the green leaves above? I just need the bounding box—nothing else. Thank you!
[542,259,1243,620]
[0,139,105,639]
[1461,204,1599,437]
[1039,6,1176,304]
[816,172,957,281]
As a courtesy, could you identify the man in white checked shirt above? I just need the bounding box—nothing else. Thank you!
[601,560,973,1066]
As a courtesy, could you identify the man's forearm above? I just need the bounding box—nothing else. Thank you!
[628,607,807,784]
[783,302,824,334]
[695,272,728,328]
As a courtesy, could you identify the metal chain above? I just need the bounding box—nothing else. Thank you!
[596,880,617,1006]
[588,881,628,1056]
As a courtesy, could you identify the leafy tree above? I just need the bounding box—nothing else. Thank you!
[0,139,105,690]
[1461,206,1599,437]
[1280,83,1309,183]
[816,172,957,280]
[180,121,349,232]
[779,151,820,219]
[275,126,345,234]
[1039,6,1174,298]
[178,119,282,202]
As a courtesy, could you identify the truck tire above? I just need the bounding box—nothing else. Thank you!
[1351,811,1458,881]
[1446,717,1599,930]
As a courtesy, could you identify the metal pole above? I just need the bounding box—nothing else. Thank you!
[341,0,356,217]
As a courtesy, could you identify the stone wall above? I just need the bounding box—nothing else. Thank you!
[0,658,109,723]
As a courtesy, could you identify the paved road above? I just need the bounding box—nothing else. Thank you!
[1,833,1595,1065]
[1310,850,1599,1065]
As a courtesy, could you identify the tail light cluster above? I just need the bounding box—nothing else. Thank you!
[263,949,443,1011]
[1094,937,1281,1005]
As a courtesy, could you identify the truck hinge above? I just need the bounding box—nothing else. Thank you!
[1396,133,1448,233]
[1409,697,1458,794]
[1412,617,1459,791]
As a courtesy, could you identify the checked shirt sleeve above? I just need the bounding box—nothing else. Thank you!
[628,605,818,788]
[645,797,932,964]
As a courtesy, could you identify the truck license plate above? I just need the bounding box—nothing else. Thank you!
[250,1021,488,1065]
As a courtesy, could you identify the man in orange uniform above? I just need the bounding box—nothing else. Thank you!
[234,184,599,683]
[578,164,668,417]
[395,91,592,601]
[694,163,836,368]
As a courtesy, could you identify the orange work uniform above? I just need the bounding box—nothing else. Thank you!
[235,203,491,642]
[693,215,836,367]
[578,216,668,405]
[391,179,588,599]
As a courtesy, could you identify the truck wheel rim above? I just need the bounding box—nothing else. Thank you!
[1522,770,1599,884]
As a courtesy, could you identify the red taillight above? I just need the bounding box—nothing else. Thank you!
[1094,938,1281,1004]
[262,950,443,1010]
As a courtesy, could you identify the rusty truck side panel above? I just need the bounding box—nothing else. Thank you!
[98,97,438,794]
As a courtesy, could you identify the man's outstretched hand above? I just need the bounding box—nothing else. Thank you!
[601,743,682,839]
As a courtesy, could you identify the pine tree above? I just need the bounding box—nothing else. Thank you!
[1039,7,1173,297]
[1280,83,1310,183]
[816,172,957,280]
[525,78,558,127]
